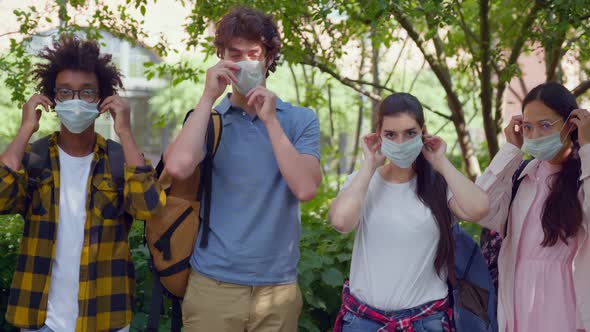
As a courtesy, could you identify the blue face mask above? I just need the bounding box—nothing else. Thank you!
[54,99,99,134]
[522,113,575,161]
[233,60,264,95]
[380,135,424,168]
[522,131,563,161]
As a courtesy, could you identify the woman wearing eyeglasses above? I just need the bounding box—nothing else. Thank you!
[474,82,590,332]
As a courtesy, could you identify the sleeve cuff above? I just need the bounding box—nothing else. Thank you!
[579,144,590,181]
[124,161,155,181]
[488,143,523,175]
[0,162,24,180]
[296,149,321,160]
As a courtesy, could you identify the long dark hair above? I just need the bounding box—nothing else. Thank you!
[522,82,582,247]
[377,93,455,283]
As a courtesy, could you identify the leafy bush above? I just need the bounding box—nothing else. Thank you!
[0,214,23,332]
[298,178,353,332]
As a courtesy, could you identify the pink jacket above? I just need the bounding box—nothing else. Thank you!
[475,143,590,331]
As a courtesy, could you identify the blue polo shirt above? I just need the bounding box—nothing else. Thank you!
[190,94,320,285]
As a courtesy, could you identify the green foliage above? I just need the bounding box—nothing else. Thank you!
[128,221,173,331]
[298,176,353,332]
[0,215,23,332]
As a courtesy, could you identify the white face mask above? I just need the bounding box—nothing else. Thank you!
[380,135,424,169]
[233,60,265,95]
[54,99,99,134]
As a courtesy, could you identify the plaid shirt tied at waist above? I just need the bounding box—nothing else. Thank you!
[333,281,454,332]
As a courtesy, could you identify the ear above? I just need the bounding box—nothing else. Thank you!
[422,125,428,135]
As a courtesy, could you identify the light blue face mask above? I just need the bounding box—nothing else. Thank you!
[522,132,563,161]
[54,99,99,134]
[380,135,424,168]
[522,114,574,161]
[233,60,264,95]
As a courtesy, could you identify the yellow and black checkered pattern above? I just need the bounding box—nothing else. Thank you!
[0,133,166,332]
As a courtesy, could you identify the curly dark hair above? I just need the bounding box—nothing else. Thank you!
[32,34,123,101]
[214,6,281,77]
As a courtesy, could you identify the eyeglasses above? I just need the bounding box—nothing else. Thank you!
[54,88,99,103]
[521,119,562,137]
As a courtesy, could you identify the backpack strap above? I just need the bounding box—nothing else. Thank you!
[23,135,51,179]
[106,139,125,190]
[503,159,531,237]
[198,110,222,248]
[21,135,52,211]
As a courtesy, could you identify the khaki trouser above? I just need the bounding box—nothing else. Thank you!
[182,269,302,332]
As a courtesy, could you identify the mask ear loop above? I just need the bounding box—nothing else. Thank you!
[559,112,576,143]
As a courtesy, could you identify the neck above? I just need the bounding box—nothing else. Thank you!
[379,162,416,183]
[58,126,96,157]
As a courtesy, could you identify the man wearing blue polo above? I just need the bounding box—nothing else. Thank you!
[164,7,321,332]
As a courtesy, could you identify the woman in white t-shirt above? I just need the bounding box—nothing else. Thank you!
[329,93,490,332]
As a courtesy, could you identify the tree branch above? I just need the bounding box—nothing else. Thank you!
[384,36,408,87]
[480,0,499,155]
[288,63,301,105]
[0,31,21,38]
[573,80,590,97]
[419,0,446,62]
[494,0,543,125]
[391,7,454,95]
[453,0,479,43]
[408,59,426,93]
[302,57,383,101]
[508,85,524,103]
[452,0,481,76]
[422,104,453,121]
[347,78,395,93]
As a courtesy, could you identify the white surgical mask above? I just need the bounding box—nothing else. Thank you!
[381,135,424,168]
[54,99,99,134]
[233,60,264,95]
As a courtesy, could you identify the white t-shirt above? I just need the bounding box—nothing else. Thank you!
[45,147,93,332]
[344,170,452,312]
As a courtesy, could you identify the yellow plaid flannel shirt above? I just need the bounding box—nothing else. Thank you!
[0,133,166,331]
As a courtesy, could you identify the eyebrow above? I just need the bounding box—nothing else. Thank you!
[227,47,261,53]
[55,83,97,89]
[523,118,558,123]
[384,128,418,134]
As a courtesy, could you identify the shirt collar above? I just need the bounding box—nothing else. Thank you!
[214,93,290,115]
[517,159,540,180]
[49,131,108,154]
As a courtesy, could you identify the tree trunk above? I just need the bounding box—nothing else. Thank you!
[479,0,500,157]
[448,94,481,179]
[391,8,481,178]
[348,97,364,174]
[370,28,381,132]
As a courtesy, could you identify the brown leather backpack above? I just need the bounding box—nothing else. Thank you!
[145,109,222,331]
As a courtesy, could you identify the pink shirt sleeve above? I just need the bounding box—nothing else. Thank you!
[474,143,524,233]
